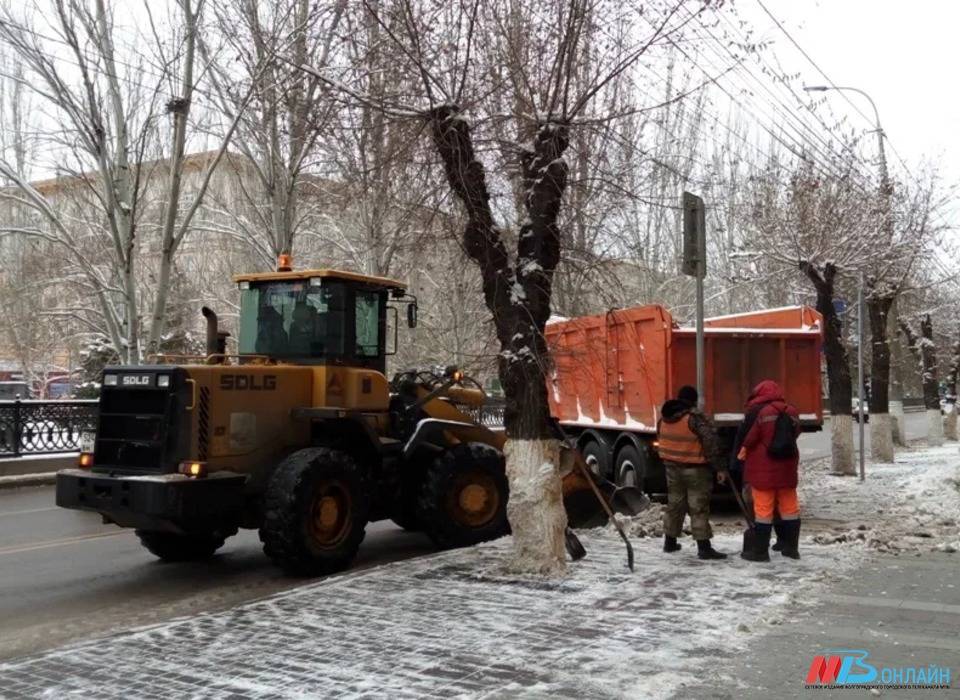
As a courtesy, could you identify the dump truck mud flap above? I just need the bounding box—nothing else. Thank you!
[56,469,246,534]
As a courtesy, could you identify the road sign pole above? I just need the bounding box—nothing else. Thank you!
[682,191,707,411]
[858,272,866,481]
[696,271,705,410]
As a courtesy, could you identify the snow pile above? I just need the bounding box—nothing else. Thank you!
[800,444,960,555]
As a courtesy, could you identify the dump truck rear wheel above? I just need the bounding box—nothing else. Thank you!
[135,529,232,561]
[259,447,368,576]
[418,443,509,549]
[615,444,646,488]
[580,440,606,479]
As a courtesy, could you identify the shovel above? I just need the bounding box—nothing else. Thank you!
[551,421,649,572]
[720,468,756,552]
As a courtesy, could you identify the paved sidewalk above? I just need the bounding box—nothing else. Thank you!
[681,551,959,699]
[0,530,858,700]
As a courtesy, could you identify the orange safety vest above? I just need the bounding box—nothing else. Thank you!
[657,413,707,465]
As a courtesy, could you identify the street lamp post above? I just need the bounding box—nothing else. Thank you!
[803,85,891,206]
[804,84,894,479]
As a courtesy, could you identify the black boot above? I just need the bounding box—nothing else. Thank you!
[663,535,682,553]
[771,518,786,551]
[697,539,727,560]
[779,519,801,559]
[740,523,772,562]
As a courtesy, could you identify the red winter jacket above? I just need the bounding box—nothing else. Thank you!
[740,380,801,491]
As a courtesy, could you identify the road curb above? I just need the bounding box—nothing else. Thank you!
[0,473,57,490]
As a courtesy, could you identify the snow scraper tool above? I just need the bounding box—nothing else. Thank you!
[721,468,757,552]
[551,421,647,571]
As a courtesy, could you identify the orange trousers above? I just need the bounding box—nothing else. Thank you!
[751,487,799,525]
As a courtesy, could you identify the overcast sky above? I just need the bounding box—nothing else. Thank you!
[741,0,959,224]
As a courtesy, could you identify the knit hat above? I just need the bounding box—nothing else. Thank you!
[678,385,698,405]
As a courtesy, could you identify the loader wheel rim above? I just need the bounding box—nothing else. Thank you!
[310,480,352,547]
[448,471,500,528]
[620,459,638,487]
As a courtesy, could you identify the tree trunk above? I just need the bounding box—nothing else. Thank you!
[867,292,895,462]
[887,300,907,446]
[901,315,943,446]
[800,262,855,474]
[428,106,568,575]
[945,336,959,441]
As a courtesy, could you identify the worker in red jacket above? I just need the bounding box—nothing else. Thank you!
[737,380,802,562]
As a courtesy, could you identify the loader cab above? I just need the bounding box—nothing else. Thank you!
[235,268,413,375]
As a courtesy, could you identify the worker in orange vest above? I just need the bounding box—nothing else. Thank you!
[656,385,726,560]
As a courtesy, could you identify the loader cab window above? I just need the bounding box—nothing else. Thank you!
[355,290,381,358]
[238,280,347,360]
[238,279,386,368]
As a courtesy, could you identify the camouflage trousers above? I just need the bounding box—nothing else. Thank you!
[662,463,714,540]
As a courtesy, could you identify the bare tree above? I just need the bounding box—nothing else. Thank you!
[313,0,706,574]
[746,148,873,475]
[865,168,944,461]
[0,0,246,363]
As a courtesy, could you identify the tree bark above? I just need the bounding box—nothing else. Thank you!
[887,300,907,446]
[900,315,943,445]
[867,291,895,461]
[799,261,855,474]
[945,336,959,441]
[428,106,568,574]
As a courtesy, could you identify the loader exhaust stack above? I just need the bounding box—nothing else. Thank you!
[201,306,227,360]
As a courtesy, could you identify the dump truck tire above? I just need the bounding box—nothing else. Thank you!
[135,530,230,561]
[615,444,646,488]
[259,447,368,576]
[418,442,509,549]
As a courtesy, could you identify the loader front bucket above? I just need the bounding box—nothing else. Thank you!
[561,469,651,529]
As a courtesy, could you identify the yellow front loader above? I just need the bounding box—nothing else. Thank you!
[56,262,641,575]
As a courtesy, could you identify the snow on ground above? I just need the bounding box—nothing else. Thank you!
[0,530,860,700]
[0,445,956,699]
[618,443,960,556]
[798,443,960,554]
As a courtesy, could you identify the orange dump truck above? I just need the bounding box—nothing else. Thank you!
[546,305,823,492]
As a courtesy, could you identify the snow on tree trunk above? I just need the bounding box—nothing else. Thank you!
[503,439,566,575]
[945,339,959,441]
[428,106,569,575]
[830,414,855,475]
[926,409,945,447]
[944,405,958,442]
[901,314,943,446]
[867,291,895,462]
[889,399,906,447]
[870,413,895,463]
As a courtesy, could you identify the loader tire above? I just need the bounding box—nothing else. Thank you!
[259,447,368,576]
[417,442,509,549]
[136,529,231,562]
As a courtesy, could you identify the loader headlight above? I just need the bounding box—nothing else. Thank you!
[103,374,118,386]
[157,375,170,388]
[179,461,206,478]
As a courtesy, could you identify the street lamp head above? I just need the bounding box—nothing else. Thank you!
[803,85,829,92]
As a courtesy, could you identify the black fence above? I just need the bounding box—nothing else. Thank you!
[0,400,99,457]
[464,399,506,428]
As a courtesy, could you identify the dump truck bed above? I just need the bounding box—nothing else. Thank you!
[547,304,823,432]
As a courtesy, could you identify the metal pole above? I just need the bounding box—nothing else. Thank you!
[696,273,705,410]
[858,272,866,481]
